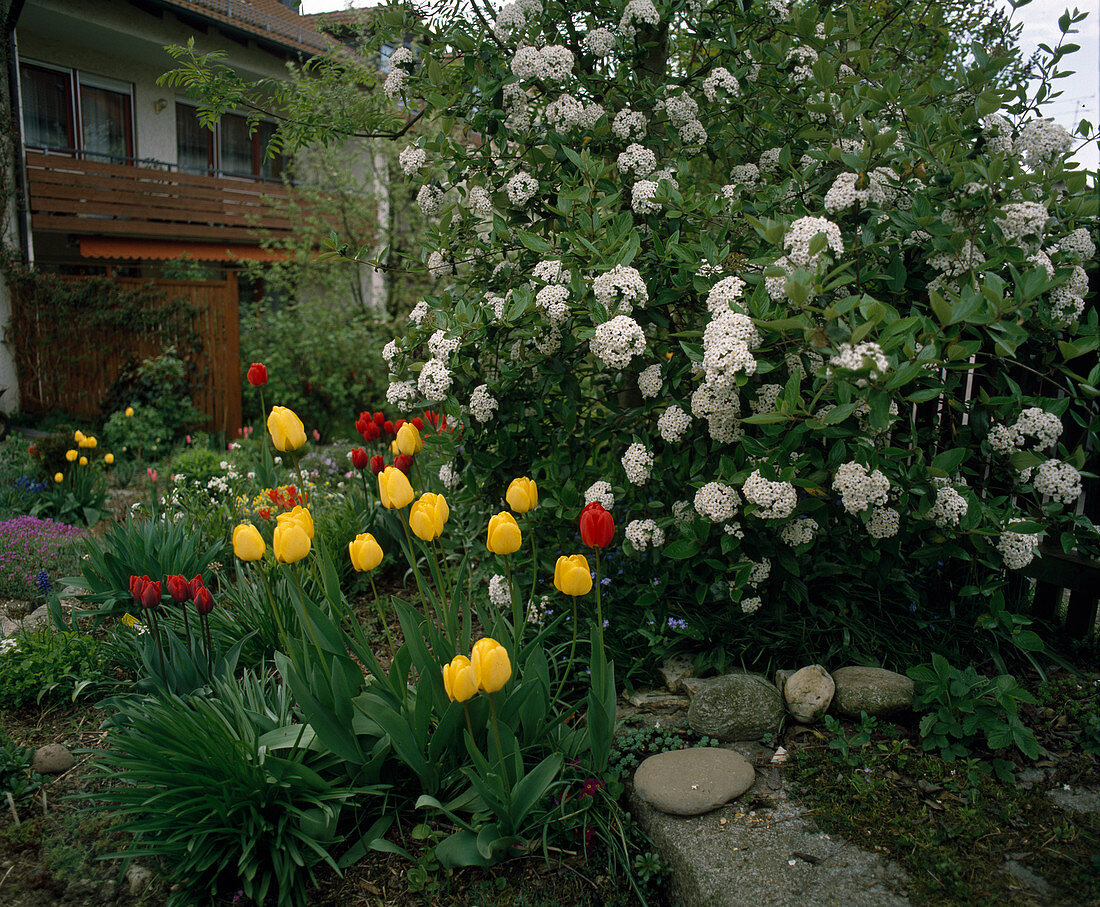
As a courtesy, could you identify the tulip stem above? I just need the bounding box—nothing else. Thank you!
[594,549,605,653]
[554,597,579,702]
[398,510,431,617]
[291,565,329,678]
[258,564,288,649]
[462,702,475,745]
[181,601,191,647]
[488,693,509,785]
[369,573,397,657]
[359,471,372,512]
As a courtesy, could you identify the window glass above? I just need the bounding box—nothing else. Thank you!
[80,84,132,161]
[220,114,253,177]
[20,64,73,150]
[175,104,212,174]
[257,121,283,180]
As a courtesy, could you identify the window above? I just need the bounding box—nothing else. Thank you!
[19,62,133,161]
[176,105,284,180]
[175,103,213,174]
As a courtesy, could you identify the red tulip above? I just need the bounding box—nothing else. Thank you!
[351,448,370,470]
[411,416,424,431]
[139,579,161,610]
[363,422,380,441]
[395,419,406,432]
[580,502,615,549]
[383,420,394,435]
[166,574,191,603]
[189,574,205,598]
[374,411,385,425]
[247,362,268,386]
[129,574,145,604]
[394,454,414,474]
[194,586,215,616]
[369,455,385,475]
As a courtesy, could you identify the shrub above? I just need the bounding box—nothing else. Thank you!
[0,516,85,601]
[100,346,205,442]
[169,444,224,484]
[102,404,171,464]
[0,629,113,709]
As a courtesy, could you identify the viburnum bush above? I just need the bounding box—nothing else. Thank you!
[375,0,1098,669]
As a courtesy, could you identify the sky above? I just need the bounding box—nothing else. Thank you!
[298,0,1099,170]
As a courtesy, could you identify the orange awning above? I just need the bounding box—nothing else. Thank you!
[79,238,293,262]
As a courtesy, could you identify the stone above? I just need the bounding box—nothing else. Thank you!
[831,666,914,718]
[687,673,785,742]
[784,665,835,724]
[1046,784,1100,814]
[774,669,795,694]
[633,747,754,816]
[126,863,154,897]
[31,743,74,774]
[20,604,49,634]
[628,690,691,711]
[0,617,17,637]
[1003,860,1053,897]
[682,677,710,698]
[660,656,695,692]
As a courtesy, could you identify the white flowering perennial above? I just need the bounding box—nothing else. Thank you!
[438,462,460,490]
[997,530,1038,570]
[1017,119,1073,166]
[590,315,646,369]
[611,108,647,142]
[632,180,661,214]
[832,462,890,513]
[784,216,844,269]
[386,379,418,409]
[621,442,654,485]
[399,145,426,176]
[750,384,783,415]
[383,46,414,98]
[1032,459,1082,504]
[741,595,763,615]
[658,404,692,443]
[996,201,1048,246]
[1057,227,1096,262]
[620,0,659,37]
[625,518,665,551]
[488,574,512,608]
[592,264,648,314]
[469,384,498,423]
[585,480,615,510]
[428,329,460,360]
[617,143,657,178]
[694,481,740,522]
[634,365,661,399]
[729,163,759,188]
[532,259,570,285]
[417,358,452,402]
[702,309,760,380]
[583,26,616,57]
[828,342,889,386]
[823,169,896,213]
[535,285,571,327]
[742,470,797,519]
[780,517,818,547]
[705,276,746,315]
[989,407,1062,454]
[416,185,444,216]
[927,482,968,528]
[506,171,539,207]
[465,186,493,216]
[703,67,739,102]
[511,44,574,81]
[866,506,900,539]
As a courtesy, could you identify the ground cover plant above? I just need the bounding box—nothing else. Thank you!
[0,516,85,602]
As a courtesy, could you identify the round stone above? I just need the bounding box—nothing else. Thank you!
[831,666,914,718]
[31,743,74,774]
[633,747,755,816]
[784,664,835,723]
[686,672,784,741]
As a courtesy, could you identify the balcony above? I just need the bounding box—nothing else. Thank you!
[24,149,294,244]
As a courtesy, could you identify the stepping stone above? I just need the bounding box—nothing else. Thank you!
[634,747,754,816]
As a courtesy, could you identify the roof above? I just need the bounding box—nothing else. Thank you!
[156,0,332,55]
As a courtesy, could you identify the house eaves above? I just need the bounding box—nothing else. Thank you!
[144,0,332,56]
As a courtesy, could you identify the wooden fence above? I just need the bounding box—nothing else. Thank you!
[11,273,242,437]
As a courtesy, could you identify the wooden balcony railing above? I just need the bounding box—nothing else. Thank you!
[24,150,293,243]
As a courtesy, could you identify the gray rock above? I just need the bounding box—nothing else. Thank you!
[634,747,755,816]
[1014,767,1046,790]
[0,617,17,637]
[21,604,50,633]
[64,878,98,899]
[774,669,795,695]
[831,666,914,718]
[628,689,691,711]
[682,677,711,698]
[660,657,695,692]
[125,863,154,897]
[1046,784,1100,814]
[31,743,74,774]
[687,673,785,742]
[785,665,835,724]
[1003,860,1053,897]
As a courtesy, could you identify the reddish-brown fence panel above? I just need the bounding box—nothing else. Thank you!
[11,276,241,437]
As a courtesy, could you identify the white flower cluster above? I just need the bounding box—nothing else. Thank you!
[617,143,657,177]
[927,239,985,277]
[506,171,539,206]
[386,379,418,409]
[750,383,782,415]
[691,377,742,444]
[418,358,452,402]
[989,407,1062,454]
[426,251,451,278]
[742,470,797,519]
[1033,459,1082,504]
[780,517,818,547]
[511,44,574,81]
[469,384,498,423]
[784,216,844,268]
[590,315,646,369]
[485,294,507,322]
[465,186,493,216]
[729,163,759,188]
[583,26,616,57]
[428,329,460,360]
[997,201,1048,245]
[493,0,541,40]
[927,482,968,528]
[741,595,763,615]
[620,0,659,37]
[758,147,782,173]
[703,310,759,380]
[399,145,426,176]
[532,259,570,284]
[673,499,694,524]
[786,44,818,83]
[383,46,414,98]
[1017,119,1073,166]
[592,264,648,315]
[833,461,890,513]
[488,574,512,608]
[625,518,665,550]
[612,108,647,141]
[658,404,692,442]
[828,341,889,386]
[866,506,900,539]
[823,169,896,213]
[997,530,1037,570]
[703,67,739,102]
[1051,285,1087,325]
[416,185,444,216]
[638,364,662,398]
[622,442,654,485]
[694,481,740,522]
[632,180,661,214]
[439,462,460,490]
[585,480,615,509]
[706,276,745,315]
[382,339,399,369]
[748,558,771,587]
[659,92,707,145]
[535,284,571,327]
[1056,227,1096,262]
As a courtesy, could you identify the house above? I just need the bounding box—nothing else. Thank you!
[0,0,348,431]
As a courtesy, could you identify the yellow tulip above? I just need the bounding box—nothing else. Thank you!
[54,472,63,483]
[471,637,512,693]
[273,521,311,564]
[505,477,538,513]
[267,406,307,452]
[349,533,383,572]
[79,456,88,466]
[277,505,314,540]
[409,492,449,541]
[73,430,85,443]
[554,554,593,596]
[378,466,414,509]
[104,453,114,465]
[391,439,399,456]
[86,436,97,449]
[65,449,78,462]
[442,655,478,703]
[233,523,266,561]
[124,407,134,418]
[396,422,424,456]
[486,512,522,555]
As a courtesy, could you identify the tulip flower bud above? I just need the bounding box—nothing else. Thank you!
[409,492,449,542]
[54,473,63,483]
[348,533,383,572]
[273,521,311,564]
[74,430,85,443]
[104,453,114,465]
[580,502,615,548]
[394,454,413,474]
[554,555,593,596]
[369,455,385,475]
[267,406,307,452]
[233,523,266,561]
[247,362,268,386]
[124,407,134,417]
[351,447,370,471]
[189,574,205,598]
[65,449,77,462]
[383,420,394,436]
[194,586,214,615]
[129,575,145,604]
[374,411,385,426]
[471,638,512,693]
[140,579,161,610]
[397,423,424,456]
[166,574,192,603]
[442,655,478,703]
[379,466,414,509]
[506,477,538,514]
[411,417,424,431]
[79,456,88,466]
[277,505,314,540]
[486,512,522,555]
